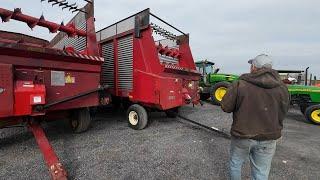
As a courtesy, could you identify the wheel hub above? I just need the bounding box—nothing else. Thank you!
[71,119,78,128]
[129,111,139,125]
[214,87,227,102]
[311,109,320,123]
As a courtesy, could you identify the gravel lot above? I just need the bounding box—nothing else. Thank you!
[0,103,319,180]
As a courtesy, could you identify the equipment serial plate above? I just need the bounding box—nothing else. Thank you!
[51,71,65,86]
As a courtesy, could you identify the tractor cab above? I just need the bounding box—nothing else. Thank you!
[195,60,239,104]
[195,60,219,85]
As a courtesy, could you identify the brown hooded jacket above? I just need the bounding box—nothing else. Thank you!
[221,68,290,140]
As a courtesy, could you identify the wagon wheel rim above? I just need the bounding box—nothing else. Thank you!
[71,118,78,129]
[129,111,139,125]
[214,87,227,102]
[311,109,320,123]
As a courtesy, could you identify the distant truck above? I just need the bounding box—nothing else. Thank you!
[195,60,238,105]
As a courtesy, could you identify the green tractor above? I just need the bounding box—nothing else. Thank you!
[196,62,320,125]
[289,85,320,125]
[280,69,320,125]
[195,60,239,105]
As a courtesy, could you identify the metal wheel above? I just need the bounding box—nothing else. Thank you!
[214,87,227,102]
[127,104,148,130]
[210,81,231,105]
[311,110,320,123]
[305,104,320,125]
[128,111,139,126]
[70,108,92,133]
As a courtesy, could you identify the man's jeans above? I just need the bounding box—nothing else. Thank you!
[229,137,277,180]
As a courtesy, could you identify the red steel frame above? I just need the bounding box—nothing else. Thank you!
[0,2,103,179]
[97,9,200,111]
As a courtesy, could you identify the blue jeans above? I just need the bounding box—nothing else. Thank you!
[229,137,277,180]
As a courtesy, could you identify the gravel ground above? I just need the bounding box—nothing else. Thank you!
[0,103,319,180]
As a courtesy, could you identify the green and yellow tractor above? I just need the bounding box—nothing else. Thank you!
[289,85,320,125]
[195,60,239,105]
[196,63,320,125]
[278,69,320,125]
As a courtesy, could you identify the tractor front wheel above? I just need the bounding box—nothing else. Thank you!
[70,107,92,133]
[299,104,308,114]
[210,82,231,105]
[127,104,148,130]
[305,105,320,125]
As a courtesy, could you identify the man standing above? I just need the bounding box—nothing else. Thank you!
[221,54,290,180]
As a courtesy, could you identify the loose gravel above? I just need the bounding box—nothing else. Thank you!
[0,103,319,180]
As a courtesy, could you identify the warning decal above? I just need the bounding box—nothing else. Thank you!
[65,74,75,84]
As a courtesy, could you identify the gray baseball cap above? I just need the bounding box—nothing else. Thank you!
[248,54,273,68]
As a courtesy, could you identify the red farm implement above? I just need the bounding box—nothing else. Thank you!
[96,9,200,130]
[0,1,109,179]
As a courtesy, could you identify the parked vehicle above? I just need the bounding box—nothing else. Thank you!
[195,60,238,105]
[96,9,200,130]
[0,2,109,179]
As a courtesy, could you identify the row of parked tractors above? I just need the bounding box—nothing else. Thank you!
[196,60,320,125]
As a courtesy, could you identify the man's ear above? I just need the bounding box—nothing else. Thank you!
[251,64,256,73]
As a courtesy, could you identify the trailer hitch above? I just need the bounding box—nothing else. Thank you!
[28,119,67,180]
[177,115,231,139]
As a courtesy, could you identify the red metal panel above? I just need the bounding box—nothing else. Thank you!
[0,63,13,118]
[14,68,100,112]
[14,81,46,116]
[159,77,183,109]
[99,24,200,110]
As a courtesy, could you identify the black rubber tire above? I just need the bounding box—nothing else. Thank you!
[70,108,92,133]
[89,106,98,118]
[165,107,180,118]
[200,93,210,101]
[304,105,320,125]
[300,104,308,114]
[127,104,148,130]
[210,81,231,105]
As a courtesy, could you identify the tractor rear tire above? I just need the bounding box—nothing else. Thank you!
[127,104,148,130]
[165,107,180,118]
[300,104,308,114]
[304,104,320,125]
[210,82,231,105]
[70,107,92,133]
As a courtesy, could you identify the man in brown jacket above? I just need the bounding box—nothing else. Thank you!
[221,54,290,180]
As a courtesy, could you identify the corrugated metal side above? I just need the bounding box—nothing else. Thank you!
[52,13,87,52]
[117,35,133,90]
[101,42,114,88]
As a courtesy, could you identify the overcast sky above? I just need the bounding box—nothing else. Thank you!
[1,0,319,77]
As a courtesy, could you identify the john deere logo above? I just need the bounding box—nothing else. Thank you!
[0,88,4,94]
